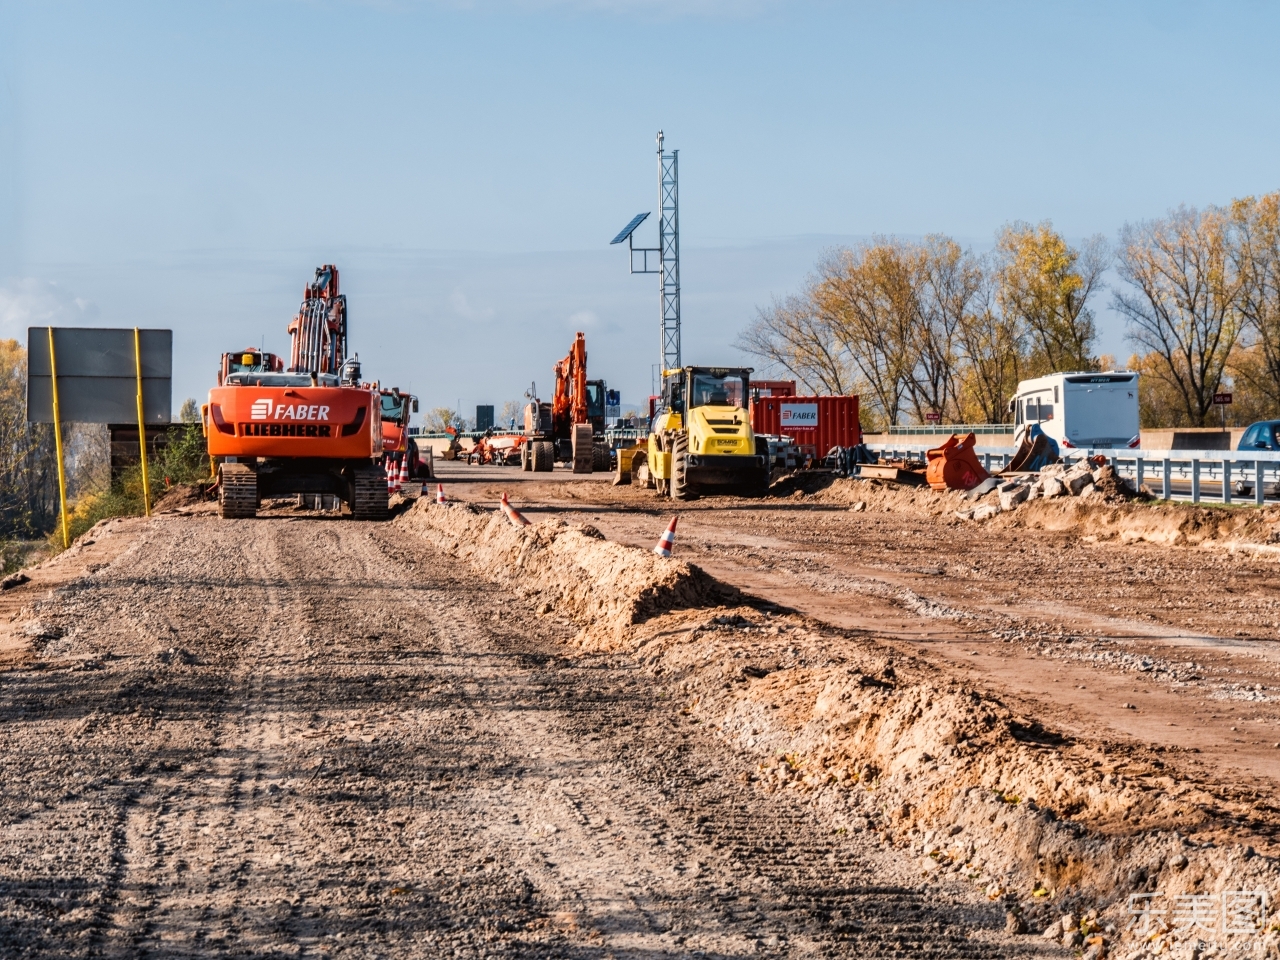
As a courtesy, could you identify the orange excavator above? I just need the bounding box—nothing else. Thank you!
[204,264,387,519]
[520,332,611,473]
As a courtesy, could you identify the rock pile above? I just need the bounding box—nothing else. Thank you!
[957,459,1148,521]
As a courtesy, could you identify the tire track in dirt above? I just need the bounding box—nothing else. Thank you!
[0,513,1047,958]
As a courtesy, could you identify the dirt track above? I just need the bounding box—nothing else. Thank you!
[439,463,1280,809]
[0,506,1044,958]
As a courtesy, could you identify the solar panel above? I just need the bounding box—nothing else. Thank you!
[610,212,650,245]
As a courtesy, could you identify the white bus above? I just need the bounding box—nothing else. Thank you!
[1010,371,1141,450]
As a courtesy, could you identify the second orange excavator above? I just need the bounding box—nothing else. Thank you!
[520,332,611,473]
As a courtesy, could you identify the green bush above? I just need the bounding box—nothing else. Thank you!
[46,421,213,553]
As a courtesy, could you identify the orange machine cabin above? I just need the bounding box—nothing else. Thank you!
[379,388,417,455]
[206,373,382,461]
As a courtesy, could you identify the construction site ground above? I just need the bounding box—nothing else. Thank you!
[436,462,1280,793]
[1,459,1278,958]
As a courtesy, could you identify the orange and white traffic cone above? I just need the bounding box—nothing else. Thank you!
[653,516,678,557]
[499,492,531,527]
[435,483,447,505]
[386,459,395,495]
[398,455,410,489]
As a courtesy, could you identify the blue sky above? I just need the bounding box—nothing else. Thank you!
[2,0,1278,418]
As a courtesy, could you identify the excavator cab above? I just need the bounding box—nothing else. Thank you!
[585,380,607,432]
[379,389,417,427]
[379,388,429,479]
[219,350,283,386]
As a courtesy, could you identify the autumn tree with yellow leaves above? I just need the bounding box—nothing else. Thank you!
[741,194,1280,431]
[995,222,1107,378]
[737,223,1102,428]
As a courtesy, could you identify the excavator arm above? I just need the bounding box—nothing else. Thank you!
[286,264,348,374]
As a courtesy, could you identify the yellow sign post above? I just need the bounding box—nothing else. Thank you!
[134,327,152,517]
[46,328,71,549]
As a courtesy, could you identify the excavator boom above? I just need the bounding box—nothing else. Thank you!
[286,264,349,375]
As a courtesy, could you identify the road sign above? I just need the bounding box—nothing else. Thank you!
[925,412,942,421]
[27,327,171,424]
[1213,392,1233,405]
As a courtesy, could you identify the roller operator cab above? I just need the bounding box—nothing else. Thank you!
[645,366,770,500]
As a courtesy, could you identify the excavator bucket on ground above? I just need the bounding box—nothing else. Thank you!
[1006,423,1060,473]
[925,433,990,491]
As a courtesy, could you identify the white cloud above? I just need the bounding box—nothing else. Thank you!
[449,287,495,321]
[0,278,99,338]
[567,309,599,329]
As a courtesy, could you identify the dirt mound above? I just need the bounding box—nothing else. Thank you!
[1090,463,1151,503]
[395,499,738,645]
[806,475,1280,550]
[153,482,210,513]
[398,495,1280,956]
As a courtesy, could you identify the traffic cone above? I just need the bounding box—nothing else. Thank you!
[435,483,447,505]
[398,455,410,489]
[653,516,678,557]
[386,459,395,494]
[500,492,531,527]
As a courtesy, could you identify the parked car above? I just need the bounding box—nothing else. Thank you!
[1233,421,1280,496]
[1237,421,1280,451]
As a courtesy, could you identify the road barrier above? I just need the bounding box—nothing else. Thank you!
[867,443,1280,506]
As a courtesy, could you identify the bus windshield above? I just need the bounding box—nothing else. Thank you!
[690,374,747,409]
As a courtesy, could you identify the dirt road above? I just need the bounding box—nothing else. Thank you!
[0,508,1039,958]
[433,462,1280,820]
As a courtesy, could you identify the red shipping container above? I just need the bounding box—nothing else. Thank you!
[751,395,862,454]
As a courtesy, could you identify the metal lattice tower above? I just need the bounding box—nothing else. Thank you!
[657,131,680,370]
[609,130,682,372]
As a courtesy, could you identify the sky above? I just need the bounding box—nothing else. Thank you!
[1,0,1278,421]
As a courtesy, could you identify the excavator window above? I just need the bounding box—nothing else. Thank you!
[228,352,272,374]
[380,393,408,424]
[690,374,746,409]
[585,382,605,419]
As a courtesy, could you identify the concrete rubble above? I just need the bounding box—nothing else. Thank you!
[957,457,1147,521]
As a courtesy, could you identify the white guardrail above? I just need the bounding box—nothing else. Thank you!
[865,444,1280,506]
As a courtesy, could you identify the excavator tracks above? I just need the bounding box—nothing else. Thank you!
[218,463,258,518]
[350,465,389,520]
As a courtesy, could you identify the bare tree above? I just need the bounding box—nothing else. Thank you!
[1228,193,1280,413]
[954,272,1025,424]
[908,236,982,422]
[499,400,523,429]
[735,291,852,394]
[1114,206,1246,425]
